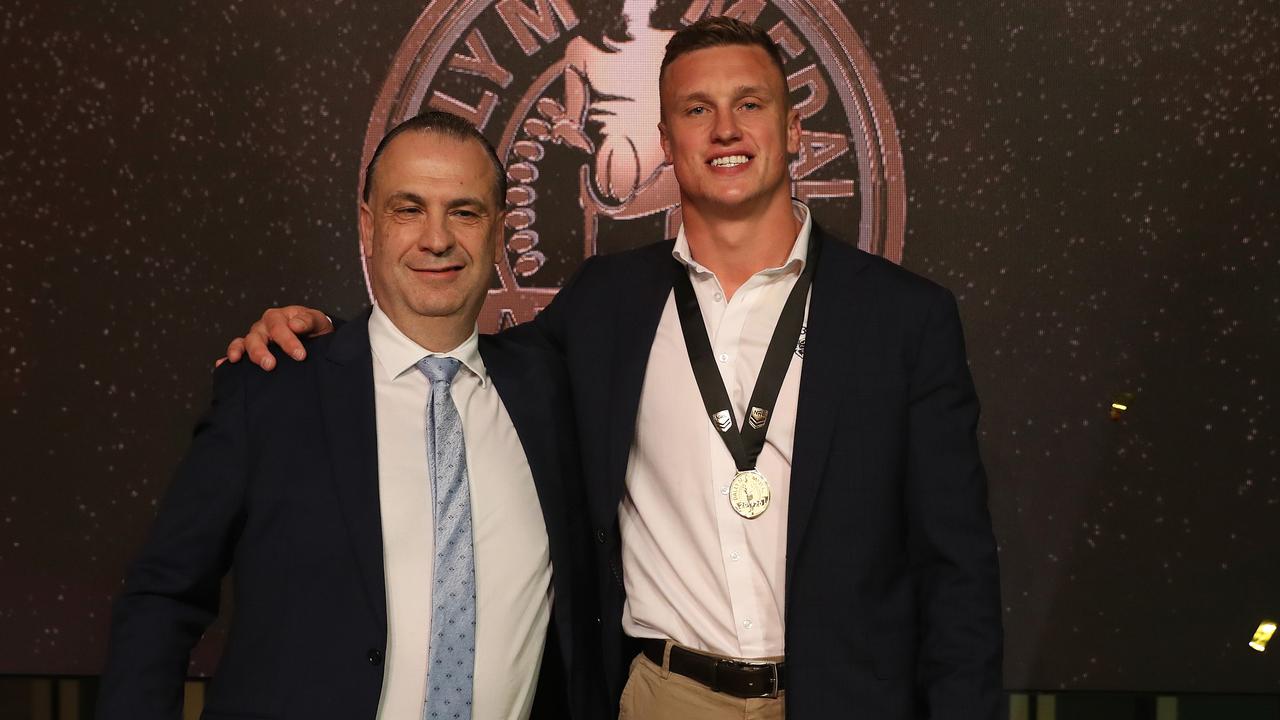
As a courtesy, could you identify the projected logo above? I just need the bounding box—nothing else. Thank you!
[363,0,904,330]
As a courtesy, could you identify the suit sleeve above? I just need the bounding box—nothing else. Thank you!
[904,288,1003,719]
[507,255,598,352]
[96,364,251,720]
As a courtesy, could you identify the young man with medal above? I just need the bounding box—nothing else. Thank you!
[226,17,1003,719]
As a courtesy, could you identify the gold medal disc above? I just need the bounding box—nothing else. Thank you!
[729,469,771,519]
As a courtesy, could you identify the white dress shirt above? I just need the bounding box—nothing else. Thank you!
[368,306,552,720]
[620,203,812,659]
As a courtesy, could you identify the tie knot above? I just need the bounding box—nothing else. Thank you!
[416,355,462,385]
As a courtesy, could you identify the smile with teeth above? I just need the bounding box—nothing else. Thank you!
[710,155,750,168]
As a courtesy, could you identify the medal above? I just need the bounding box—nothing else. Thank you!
[673,233,820,525]
[729,469,771,519]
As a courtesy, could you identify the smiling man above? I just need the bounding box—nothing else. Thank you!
[98,111,600,720]
[228,17,1002,719]
[526,22,1001,718]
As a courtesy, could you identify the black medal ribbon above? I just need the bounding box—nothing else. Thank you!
[672,233,819,473]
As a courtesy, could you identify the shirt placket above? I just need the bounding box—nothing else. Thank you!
[701,273,771,657]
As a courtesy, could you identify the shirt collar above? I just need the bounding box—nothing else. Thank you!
[368,304,488,387]
[671,200,812,278]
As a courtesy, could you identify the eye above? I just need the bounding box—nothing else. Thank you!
[686,105,707,117]
[395,206,422,216]
[452,208,481,220]
[741,101,761,111]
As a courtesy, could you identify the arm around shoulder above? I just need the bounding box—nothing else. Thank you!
[517,254,602,352]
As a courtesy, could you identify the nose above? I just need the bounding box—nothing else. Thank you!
[711,109,742,143]
[417,213,455,255]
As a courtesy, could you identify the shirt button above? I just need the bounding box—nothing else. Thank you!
[729,551,741,562]
[596,529,607,544]
[721,485,730,495]
[742,619,753,629]
[718,353,729,363]
[714,292,724,302]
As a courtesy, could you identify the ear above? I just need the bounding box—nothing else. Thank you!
[492,210,506,264]
[785,105,801,156]
[658,119,673,165]
[358,201,375,259]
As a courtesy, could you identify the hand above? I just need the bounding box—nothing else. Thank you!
[221,306,334,371]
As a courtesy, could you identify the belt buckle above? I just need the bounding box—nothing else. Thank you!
[758,660,779,699]
[719,658,779,699]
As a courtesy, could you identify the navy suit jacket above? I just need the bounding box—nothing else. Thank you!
[523,225,1003,719]
[98,311,602,720]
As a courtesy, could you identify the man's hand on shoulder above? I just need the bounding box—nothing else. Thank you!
[219,305,334,370]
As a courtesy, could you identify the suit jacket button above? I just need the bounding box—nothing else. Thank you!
[368,648,384,666]
[596,529,606,543]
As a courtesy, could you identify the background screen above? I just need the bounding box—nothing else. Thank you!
[1,0,1277,691]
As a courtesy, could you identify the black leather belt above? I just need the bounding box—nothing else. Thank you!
[640,638,785,699]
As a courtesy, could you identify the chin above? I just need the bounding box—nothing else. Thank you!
[705,187,764,210]
[403,293,466,319]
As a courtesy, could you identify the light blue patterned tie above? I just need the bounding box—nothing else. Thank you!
[416,356,475,720]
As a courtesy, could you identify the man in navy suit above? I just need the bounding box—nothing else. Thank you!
[99,111,600,720]
[229,17,1002,719]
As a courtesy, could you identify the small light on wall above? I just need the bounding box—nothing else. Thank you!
[1109,392,1134,421]
[1249,620,1276,652]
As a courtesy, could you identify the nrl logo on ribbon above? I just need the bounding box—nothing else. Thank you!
[362,0,905,331]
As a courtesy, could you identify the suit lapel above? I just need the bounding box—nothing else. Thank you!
[787,228,872,589]
[604,243,684,516]
[317,310,387,634]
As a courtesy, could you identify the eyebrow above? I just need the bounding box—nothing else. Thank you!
[385,191,426,207]
[446,195,492,211]
[680,84,773,104]
[384,191,492,211]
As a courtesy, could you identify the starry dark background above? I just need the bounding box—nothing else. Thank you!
[1,0,1277,691]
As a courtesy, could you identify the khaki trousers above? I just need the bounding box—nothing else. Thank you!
[617,646,786,720]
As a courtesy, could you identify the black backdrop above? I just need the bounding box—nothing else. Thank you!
[1,0,1277,692]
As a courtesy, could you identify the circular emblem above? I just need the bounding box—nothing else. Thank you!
[364,0,905,331]
[729,468,771,519]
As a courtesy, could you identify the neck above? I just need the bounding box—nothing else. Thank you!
[681,191,799,298]
[383,307,474,354]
